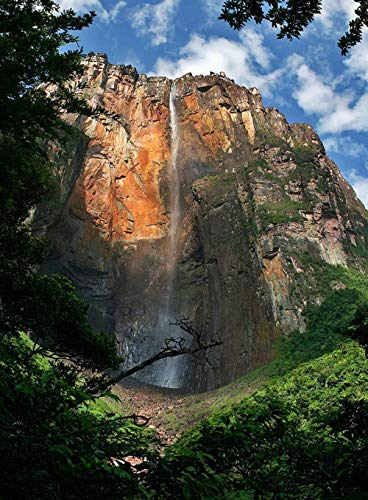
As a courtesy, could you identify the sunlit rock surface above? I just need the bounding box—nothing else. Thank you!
[33,53,368,391]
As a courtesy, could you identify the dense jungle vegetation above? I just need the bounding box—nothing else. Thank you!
[1,1,368,498]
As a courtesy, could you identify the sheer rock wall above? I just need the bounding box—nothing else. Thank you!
[33,53,368,391]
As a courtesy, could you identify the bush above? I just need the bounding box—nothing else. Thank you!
[258,198,306,226]
[152,270,368,498]
[0,335,155,499]
[155,343,368,498]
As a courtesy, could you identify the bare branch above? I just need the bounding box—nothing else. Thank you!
[98,319,221,391]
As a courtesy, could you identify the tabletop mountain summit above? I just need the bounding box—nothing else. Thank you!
[33,53,368,391]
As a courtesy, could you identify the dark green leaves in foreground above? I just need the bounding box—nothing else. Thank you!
[0,0,94,222]
[220,0,368,55]
[0,2,140,495]
[0,0,120,369]
[156,343,368,498]
[0,335,155,499]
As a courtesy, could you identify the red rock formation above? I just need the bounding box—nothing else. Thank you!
[33,53,368,391]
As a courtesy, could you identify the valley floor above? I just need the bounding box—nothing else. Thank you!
[113,367,269,445]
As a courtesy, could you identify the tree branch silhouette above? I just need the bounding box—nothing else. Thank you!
[98,318,222,391]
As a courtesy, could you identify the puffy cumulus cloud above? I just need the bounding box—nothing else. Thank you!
[317,0,357,31]
[349,171,368,208]
[153,30,282,96]
[58,0,126,22]
[131,0,180,46]
[321,93,368,134]
[324,136,368,158]
[344,32,368,81]
[288,55,368,134]
[288,54,344,115]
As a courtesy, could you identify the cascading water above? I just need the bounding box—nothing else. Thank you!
[166,82,181,299]
[125,82,188,389]
[151,82,188,389]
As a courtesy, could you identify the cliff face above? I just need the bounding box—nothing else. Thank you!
[33,53,368,391]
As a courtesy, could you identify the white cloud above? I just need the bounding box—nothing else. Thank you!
[288,55,344,115]
[201,0,223,21]
[350,171,368,208]
[132,0,180,46]
[320,92,368,134]
[289,55,368,134]
[58,0,125,22]
[239,29,272,69]
[108,1,126,21]
[324,136,368,158]
[344,32,368,82]
[317,0,357,31]
[59,0,97,8]
[153,30,282,96]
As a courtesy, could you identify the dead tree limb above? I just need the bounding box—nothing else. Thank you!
[97,319,221,391]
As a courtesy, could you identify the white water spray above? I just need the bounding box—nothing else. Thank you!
[152,82,186,389]
[166,83,181,304]
[129,82,186,389]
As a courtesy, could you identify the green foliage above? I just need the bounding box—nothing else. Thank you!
[344,238,368,262]
[265,134,290,149]
[0,0,94,223]
[258,198,306,226]
[274,289,367,375]
[297,251,368,299]
[204,171,237,187]
[149,268,368,498]
[155,343,368,498]
[292,145,317,174]
[219,0,368,55]
[248,158,268,171]
[23,274,120,369]
[263,262,368,376]
[305,288,363,337]
[0,335,154,499]
[251,262,368,386]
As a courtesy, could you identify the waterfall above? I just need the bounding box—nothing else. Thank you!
[166,83,180,304]
[152,81,187,389]
[126,82,187,389]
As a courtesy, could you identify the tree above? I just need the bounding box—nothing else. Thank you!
[220,0,368,55]
[0,4,222,495]
[0,0,121,374]
[0,0,94,222]
[0,2,153,496]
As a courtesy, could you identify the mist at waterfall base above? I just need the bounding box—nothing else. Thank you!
[121,84,190,390]
[127,314,190,389]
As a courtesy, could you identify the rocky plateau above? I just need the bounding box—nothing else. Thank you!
[33,53,368,391]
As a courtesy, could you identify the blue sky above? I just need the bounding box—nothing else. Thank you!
[59,0,368,207]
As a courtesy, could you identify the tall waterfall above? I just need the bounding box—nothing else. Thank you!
[152,82,187,389]
[166,83,181,305]
[126,82,187,389]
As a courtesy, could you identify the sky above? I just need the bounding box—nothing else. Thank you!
[58,0,368,207]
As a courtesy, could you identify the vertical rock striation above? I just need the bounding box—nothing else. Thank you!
[33,53,368,391]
